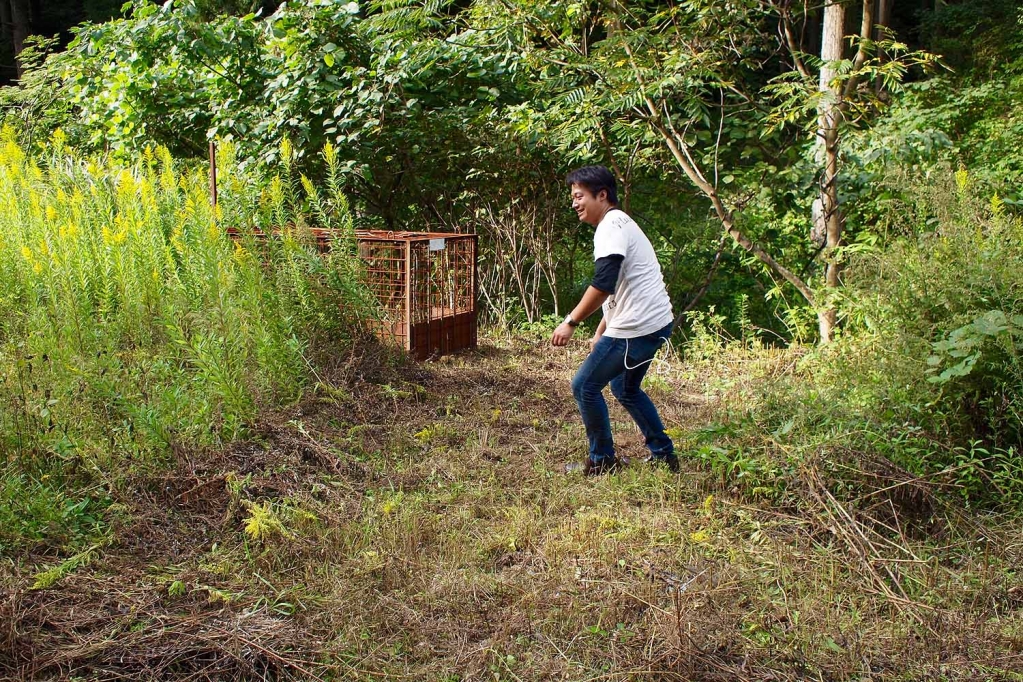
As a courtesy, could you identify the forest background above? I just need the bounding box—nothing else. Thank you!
[1,0,1023,679]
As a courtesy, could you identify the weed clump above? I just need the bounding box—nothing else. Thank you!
[685,168,1023,512]
[0,129,371,553]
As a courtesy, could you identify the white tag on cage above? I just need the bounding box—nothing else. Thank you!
[429,238,446,251]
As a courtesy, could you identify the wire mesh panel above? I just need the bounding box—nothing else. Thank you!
[223,227,476,359]
[356,231,477,359]
[358,237,409,350]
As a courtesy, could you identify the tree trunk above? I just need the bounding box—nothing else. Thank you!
[876,0,891,38]
[0,1,13,82]
[9,0,30,78]
[814,0,845,343]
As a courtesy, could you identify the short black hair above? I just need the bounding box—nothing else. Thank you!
[566,165,618,206]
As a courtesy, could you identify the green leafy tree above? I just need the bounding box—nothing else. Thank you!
[47,0,527,227]
[468,0,823,331]
[768,0,941,341]
[465,0,943,340]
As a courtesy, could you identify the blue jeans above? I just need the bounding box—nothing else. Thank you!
[571,322,674,464]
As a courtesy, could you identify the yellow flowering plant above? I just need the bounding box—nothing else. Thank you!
[0,129,373,551]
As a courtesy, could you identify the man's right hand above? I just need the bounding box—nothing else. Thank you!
[551,322,576,347]
[588,334,602,352]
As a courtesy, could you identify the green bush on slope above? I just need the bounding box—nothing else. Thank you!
[0,129,371,553]
[731,168,1023,509]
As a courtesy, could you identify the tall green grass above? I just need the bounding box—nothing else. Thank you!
[677,167,1023,511]
[0,128,371,553]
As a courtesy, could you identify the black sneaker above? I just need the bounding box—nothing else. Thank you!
[646,454,680,473]
[565,457,622,476]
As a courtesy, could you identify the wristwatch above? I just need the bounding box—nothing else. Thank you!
[564,314,580,328]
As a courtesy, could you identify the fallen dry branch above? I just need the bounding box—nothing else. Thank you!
[1,578,318,682]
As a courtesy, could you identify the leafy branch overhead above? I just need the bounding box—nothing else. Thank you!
[764,33,944,135]
[0,0,1005,343]
[482,0,823,307]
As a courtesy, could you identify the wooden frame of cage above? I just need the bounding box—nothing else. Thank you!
[356,231,478,360]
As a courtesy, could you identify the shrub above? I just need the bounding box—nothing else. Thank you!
[693,167,1023,510]
[0,128,371,551]
[848,168,1023,448]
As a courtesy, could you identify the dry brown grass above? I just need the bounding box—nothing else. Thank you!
[2,332,1022,681]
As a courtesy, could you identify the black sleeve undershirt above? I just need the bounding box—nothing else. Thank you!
[592,254,624,294]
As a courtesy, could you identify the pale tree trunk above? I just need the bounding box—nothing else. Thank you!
[814,0,876,343]
[814,0,846,343]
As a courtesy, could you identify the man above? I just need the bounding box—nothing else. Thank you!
[551,165,678,475]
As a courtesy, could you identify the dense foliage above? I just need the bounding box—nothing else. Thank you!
[0,130,372,551]
[1,5,1022,680]
[733,169,1023,509]
[0,0,1021,537]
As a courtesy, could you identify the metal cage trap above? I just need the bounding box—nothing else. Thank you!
[355,230,478,360]
[210,145,476,359]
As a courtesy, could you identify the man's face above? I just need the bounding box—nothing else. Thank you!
[570,183,607,227]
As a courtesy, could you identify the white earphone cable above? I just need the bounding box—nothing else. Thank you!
[623,336,671,371]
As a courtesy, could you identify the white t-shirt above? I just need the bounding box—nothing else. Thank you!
[593,209,673,339]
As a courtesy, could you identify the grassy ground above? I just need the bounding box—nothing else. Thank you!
[2,332,1022,681]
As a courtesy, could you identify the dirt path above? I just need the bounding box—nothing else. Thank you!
[3,335,1021,681]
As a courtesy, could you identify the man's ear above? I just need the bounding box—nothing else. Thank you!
[598,189,608,203]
